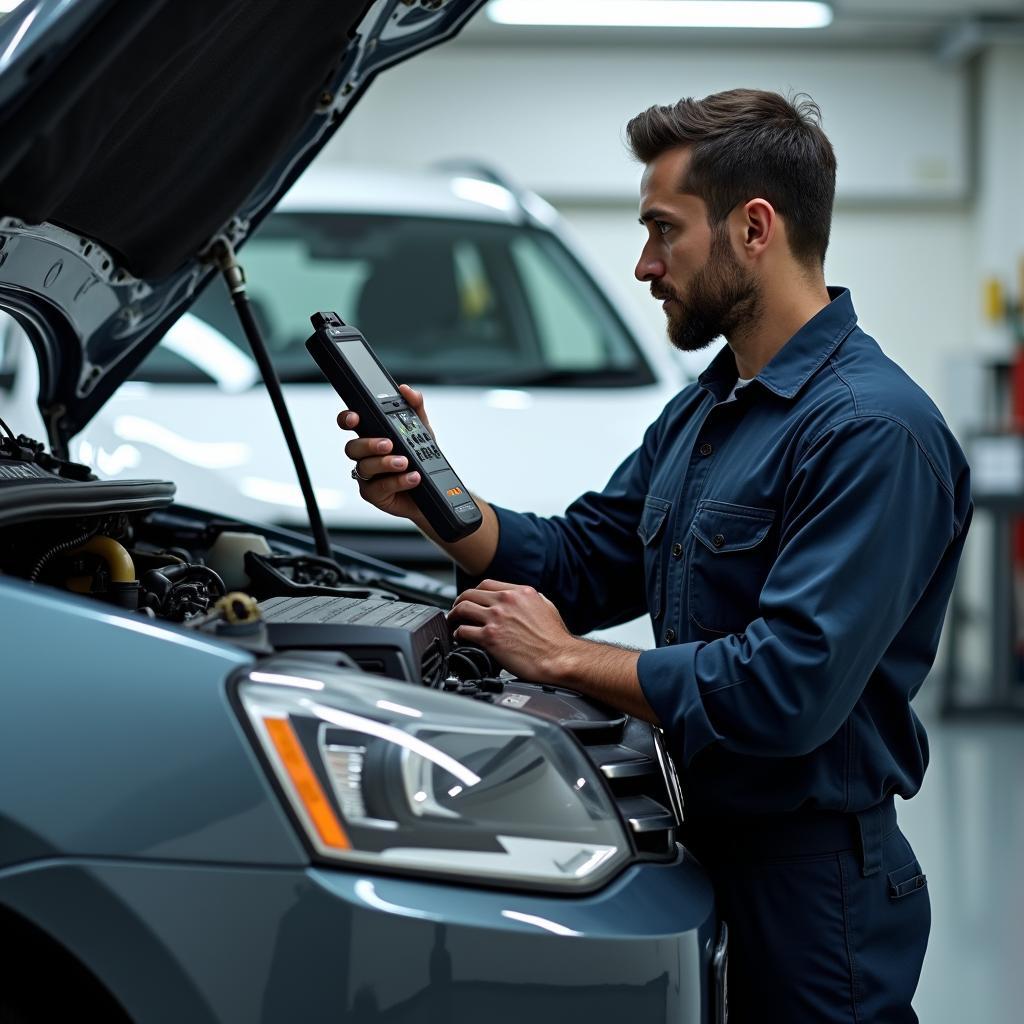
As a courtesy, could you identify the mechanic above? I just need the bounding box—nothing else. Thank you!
[337,89,971,1023]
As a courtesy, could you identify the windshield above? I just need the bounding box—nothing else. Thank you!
[131,213,654,388]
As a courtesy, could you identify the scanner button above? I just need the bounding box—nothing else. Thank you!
[699,442,713,457]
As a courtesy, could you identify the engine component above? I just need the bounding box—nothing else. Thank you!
[0,444,174,529]
[258,594,450,686]
[0,428,94,482]
[446,643,500,681]
[205,531,272,590]
[28,523,99,582]
[140,563,227,621]
[216,591,261,625]
[244,550,395,601]
[186,591,273,654]
[65,535,140,609]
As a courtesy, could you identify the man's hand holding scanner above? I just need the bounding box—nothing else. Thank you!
[336,383,500,574]
[338,383,425,522]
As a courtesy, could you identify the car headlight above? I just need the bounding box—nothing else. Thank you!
[237,662,631,890]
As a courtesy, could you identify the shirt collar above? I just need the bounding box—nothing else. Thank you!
[698,286,858,402]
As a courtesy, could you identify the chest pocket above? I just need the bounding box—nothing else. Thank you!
[688,500,776,635]
[637,495,672,620]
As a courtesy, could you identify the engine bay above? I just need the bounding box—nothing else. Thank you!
[0,426,682,855]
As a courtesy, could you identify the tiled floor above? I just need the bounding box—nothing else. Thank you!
[898,716,1024,1023]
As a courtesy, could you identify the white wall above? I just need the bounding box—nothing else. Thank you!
[330,46,969,202]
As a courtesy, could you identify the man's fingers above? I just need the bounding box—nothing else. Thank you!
[398,384,432,432]
[476,579,528,593]
[337,410,360,430]
[359,471,421,499]
[452,588,502,609]
[344,436,393,460]
[453,623,486,645]
[448,600,490,625]
[350,454,410,479]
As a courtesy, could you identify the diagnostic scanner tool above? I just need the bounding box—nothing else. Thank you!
[306,311,483,542]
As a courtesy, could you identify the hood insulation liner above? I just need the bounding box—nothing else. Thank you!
[0,0,370,279]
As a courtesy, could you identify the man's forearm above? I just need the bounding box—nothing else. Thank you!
[550,637,659,725]
[413,494,500,576]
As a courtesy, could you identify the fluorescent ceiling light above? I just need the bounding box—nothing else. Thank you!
[487,0,833,30]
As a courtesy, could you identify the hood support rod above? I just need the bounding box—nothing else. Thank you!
[210,240,332,560]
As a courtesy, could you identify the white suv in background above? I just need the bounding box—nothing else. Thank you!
[0,165,688,643]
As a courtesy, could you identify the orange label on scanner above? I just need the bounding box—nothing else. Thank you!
[447,487,463,497]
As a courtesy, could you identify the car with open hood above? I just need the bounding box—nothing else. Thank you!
[0,2,722,1022]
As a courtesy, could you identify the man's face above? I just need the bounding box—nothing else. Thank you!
[635,147,761,352]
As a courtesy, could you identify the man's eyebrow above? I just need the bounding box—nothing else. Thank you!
[639,207,673,224]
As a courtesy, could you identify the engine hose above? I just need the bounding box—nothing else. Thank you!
[28,524,99,583]
[70,536,136,583]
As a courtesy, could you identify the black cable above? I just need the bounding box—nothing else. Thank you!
[0,415,16,441]
[28,523,99,583]
[214,244,332,559]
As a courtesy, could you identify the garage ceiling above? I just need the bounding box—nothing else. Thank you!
[457,0,1024,49]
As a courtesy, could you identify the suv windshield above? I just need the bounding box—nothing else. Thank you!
[132,213,654,388]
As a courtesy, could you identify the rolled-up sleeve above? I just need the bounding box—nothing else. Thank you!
[456,414,667,635]
[638,414,963,766]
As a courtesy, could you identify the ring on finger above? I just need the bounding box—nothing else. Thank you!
[351,466,372,483]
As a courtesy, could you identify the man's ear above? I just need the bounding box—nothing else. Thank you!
[739,198,776,259]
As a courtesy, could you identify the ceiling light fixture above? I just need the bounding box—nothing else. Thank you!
[487,0,833,30]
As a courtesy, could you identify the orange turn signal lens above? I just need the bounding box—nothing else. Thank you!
[263,716,350,850]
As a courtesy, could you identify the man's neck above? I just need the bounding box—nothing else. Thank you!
[728,282,831,380]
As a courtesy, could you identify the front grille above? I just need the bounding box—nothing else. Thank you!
[567,715,681,858]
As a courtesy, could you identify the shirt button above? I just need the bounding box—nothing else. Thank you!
[699,443,713,457]
[664,628,676,644]
[712,533,725,548]
[671,542,683,558]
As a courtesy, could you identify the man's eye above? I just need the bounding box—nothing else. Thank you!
[656,221,672,235]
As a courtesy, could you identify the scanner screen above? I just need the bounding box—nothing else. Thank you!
[338,340,397,400]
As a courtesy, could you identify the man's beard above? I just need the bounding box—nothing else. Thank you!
[653,227,763,353]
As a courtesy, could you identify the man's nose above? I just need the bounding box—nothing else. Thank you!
[635,246,665,283]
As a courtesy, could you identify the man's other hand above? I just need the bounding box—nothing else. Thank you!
[448,580,577,684]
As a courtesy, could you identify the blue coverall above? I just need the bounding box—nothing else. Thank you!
[460,288,973,1022]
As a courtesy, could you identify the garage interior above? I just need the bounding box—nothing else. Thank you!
[1,1,1023,1021]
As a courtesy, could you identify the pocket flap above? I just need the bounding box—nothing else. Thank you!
[691,501,775,554]
[888,858,928,900]
[637,495,672,546]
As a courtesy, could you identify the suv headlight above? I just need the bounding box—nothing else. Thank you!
[238,663,631,890]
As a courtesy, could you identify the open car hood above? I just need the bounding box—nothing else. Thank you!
[0,0,486,454]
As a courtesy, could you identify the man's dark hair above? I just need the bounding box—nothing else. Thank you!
[626,89,836,267]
